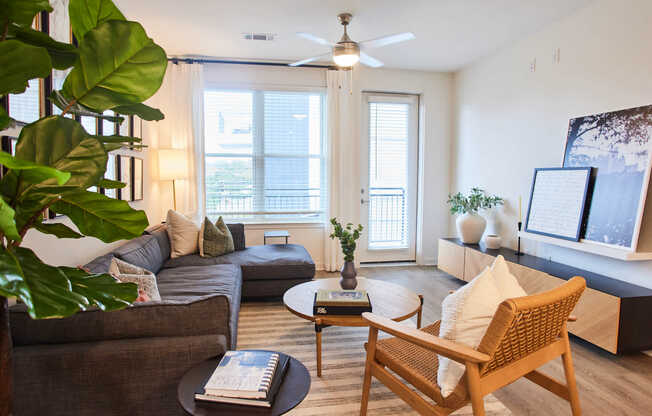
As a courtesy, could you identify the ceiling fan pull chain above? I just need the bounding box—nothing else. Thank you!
[349,66,353,95]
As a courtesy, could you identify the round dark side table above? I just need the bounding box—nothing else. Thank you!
[177,351,310,416]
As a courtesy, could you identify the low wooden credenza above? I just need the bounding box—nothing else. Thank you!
[437,238,652,354]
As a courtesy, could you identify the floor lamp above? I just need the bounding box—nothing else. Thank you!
[158,149,188,211]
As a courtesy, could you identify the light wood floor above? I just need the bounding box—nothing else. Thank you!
[311,265,652,416]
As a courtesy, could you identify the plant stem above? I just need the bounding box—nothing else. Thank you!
[1,20,8,42]
[0,296,12,416]
[60,99,76,117]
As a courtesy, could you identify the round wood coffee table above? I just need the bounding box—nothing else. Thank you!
[283,277,423,377]
[177,351,310,415]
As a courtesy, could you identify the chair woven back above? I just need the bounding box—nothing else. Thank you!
[476,277,586,376]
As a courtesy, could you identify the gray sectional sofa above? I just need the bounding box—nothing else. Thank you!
[9,223,315,416]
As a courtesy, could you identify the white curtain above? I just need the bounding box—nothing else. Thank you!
[324,69,354,271]
[145,62,205,221]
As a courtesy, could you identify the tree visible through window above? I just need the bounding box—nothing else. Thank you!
[204,89,326,222]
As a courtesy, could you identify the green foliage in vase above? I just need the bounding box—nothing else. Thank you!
[329,218,363,262]
[0,0,168,319]
[447,187,504,215]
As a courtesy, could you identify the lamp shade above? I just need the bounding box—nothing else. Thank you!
[158,149,188,181]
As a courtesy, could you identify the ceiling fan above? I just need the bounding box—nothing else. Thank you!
[290,13,415,69]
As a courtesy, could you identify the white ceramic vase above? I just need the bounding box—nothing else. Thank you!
[456,212,487,244]
[485,234,502,249]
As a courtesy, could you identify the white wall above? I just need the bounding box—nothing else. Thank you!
[452,0,652,288]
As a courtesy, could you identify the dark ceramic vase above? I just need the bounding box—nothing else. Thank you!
[340,261,358,290]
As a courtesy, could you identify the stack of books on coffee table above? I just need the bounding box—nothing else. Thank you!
[195,350,289,408]
[313,289,372,315]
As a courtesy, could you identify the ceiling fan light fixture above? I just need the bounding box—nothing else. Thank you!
[333,42,360,68]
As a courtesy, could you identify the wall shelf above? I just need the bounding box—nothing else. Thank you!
[518,231,652,261]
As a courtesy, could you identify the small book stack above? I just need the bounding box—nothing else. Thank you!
[195,350,289,408]
[313,289,372,315]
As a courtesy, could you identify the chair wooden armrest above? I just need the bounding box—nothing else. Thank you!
[362,312,491,364]
[568,315,577,322]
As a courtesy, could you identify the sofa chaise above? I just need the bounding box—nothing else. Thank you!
[9,223,315,415]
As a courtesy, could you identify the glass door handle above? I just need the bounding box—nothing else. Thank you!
[361,198,370,204]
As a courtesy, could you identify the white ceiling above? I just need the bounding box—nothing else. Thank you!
[115,0,594,72]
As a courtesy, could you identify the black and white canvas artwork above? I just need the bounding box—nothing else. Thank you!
[563,104,652,249]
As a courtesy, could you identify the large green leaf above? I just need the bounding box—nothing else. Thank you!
[16,116,107,189]
[0,246,86,319]
[59,266,137,310]
[34,222,83,239]
[0,40,52,95]
[0,151,71,185]
[98,178,126,189]
[69,0,126,42]
[8,24,78,70]
[0,0,52,27]
[0,198,20,241]
[0,246,136,319]
[51,190,148,242]
[113,103,164,121]
[62,20,167,111]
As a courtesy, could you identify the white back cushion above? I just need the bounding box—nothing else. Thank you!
[437,255,527,397]
[437,266,503,396]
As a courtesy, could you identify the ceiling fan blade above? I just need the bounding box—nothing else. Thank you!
[289,53,331,67]
[296,32,334,46]
[360,52,383,68]
[360,32,415,49]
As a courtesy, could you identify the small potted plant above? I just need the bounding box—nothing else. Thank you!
[447,188,503,244]
[329,218,363,289]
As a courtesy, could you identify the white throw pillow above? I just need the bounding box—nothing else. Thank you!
[437,266,504,396]
[166,209,199,258]
[437,256,527,397]
[490,255,528,299]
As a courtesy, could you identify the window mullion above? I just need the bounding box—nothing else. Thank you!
[253,90,265,212]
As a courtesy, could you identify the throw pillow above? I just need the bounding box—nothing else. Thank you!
[490,255,528,299]
[166,209,199,258]
[437,266,504,397]
[199,216,235,257]
[109,258,161,302]
[437,256,527,397]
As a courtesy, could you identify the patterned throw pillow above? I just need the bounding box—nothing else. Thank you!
[109,258,161,302]
[199,216,235,257]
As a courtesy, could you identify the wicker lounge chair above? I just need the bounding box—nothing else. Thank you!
[360,276,586,416]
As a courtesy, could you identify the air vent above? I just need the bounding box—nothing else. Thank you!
[242,32,276,41]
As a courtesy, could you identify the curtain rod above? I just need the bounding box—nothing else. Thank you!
[168,57,334,69]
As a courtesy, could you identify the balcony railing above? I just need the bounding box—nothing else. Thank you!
[206,186,408,248]
[368,187,407,248]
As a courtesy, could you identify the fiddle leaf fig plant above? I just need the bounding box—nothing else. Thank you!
[0,0,167,319]
[1,1,169,413]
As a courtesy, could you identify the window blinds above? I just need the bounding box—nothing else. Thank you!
[204,89,326,221]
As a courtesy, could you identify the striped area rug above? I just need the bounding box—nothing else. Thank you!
[237,302,512,416]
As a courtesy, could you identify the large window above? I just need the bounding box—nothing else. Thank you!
[204,89,326,222]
